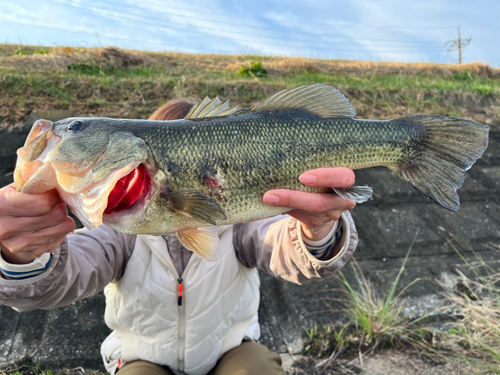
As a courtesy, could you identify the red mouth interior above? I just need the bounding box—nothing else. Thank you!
[105,164,151,214]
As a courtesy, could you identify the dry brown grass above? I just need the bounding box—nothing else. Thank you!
[0,44,246,73]
[0,45,151,72]
[2,44,499,78]
[437,242,500,373]
[234,56,500,78]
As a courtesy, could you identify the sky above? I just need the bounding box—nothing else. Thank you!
[1,0,499,66]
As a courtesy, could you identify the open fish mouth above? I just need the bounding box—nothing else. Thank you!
[60,161,152,229]
[15,119,153,229]
[15,120,61,194]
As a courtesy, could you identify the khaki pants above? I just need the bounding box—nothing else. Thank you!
[118,342,284,375]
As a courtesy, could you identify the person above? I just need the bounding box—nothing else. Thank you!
[0,98,358,375]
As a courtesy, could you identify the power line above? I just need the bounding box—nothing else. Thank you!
[2,5,468,64]
[431,46,448,62]
[123,0,458,30]
[101,0,448,46]
[92,0,446,45]
[2,16,446,59]
[47,0,446,52]
[1,18,183,50]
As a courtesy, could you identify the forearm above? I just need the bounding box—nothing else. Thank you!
[0,226,135,311]
[234,212,358,285]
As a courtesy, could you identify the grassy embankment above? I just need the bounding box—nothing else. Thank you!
[1,44,499,127]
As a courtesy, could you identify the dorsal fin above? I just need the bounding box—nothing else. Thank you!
[184,84,355,120]
[249,83,355,118]
[184,97,242,120]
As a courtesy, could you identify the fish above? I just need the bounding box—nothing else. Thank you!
[14,84,489,261]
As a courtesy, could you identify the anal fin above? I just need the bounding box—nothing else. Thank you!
[176,227,221,263]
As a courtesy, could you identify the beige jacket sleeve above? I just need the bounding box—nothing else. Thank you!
[0,225,135,312]
[233,211,357,285]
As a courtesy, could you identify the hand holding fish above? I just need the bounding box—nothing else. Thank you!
[263,167,356,241]
[0,184,75,264]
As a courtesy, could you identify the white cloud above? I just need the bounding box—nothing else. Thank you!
[0,0,497,65]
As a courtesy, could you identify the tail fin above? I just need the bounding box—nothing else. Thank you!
[393,115,489,211]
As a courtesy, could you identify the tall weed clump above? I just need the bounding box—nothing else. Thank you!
[312,239,434,369]
[338,249,430,352]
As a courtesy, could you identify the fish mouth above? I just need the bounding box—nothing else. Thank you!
[14,119,153,230]
[61,161,150,229]
[15,120,62,193]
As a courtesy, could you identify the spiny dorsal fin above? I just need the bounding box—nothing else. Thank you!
[250,83,355,118]
[185,97,242,120]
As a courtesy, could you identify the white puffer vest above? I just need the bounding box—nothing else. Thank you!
[101,225,261,375]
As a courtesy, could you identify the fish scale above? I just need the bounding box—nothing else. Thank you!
[14,83,489,261]
[136,116,410,189]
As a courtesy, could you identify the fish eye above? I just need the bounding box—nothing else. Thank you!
[67,121,83,132]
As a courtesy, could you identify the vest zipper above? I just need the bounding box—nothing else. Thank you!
[165,236,190,374]
[177,276,186,373]
[178,277,184,306]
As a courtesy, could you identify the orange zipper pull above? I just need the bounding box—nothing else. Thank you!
[178,278,183,306]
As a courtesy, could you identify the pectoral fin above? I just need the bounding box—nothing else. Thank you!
[176,227,221,263]
[333,185,373,203]
[165,190,227,225]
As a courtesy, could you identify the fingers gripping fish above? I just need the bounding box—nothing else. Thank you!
[14,84,489,262]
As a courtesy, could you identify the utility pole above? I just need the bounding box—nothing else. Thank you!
[446,27,471,64]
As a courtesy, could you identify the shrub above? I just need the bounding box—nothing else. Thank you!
[239,59,268,77]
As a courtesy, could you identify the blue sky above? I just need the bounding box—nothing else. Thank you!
[1,0,499,66]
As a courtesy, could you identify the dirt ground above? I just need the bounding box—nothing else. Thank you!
[282,349,477,375]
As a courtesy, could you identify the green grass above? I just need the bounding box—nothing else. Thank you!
[12,47,51,56]
[279,71,500,93]
[1,68,495,125]
[304,240,437,370]
[303,323,350,363]
[337,248,430,352]
[3,65,498,92]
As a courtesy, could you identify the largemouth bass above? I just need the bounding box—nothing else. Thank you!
[14,84,489,261]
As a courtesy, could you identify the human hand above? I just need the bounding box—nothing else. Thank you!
[263,168,356,241]
[0,184,75,264]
